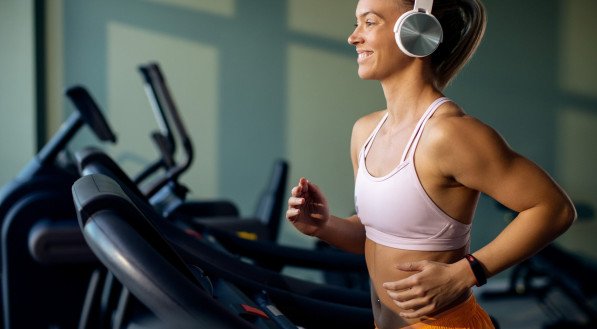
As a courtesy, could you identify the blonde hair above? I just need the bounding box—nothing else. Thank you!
[404,0,487,89]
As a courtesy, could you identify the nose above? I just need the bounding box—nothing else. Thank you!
[348,27,362,46]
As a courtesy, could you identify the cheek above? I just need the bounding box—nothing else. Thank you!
[376,34,401,57]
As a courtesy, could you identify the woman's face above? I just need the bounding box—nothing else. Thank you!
[347,0,410,80]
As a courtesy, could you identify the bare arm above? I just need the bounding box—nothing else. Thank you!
[317,214,365,254]
[286,178,365,254]
[443,117,576,278]
[285,113,382,254]
[384,115,576,318]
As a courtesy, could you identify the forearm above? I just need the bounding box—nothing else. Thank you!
[472,201,575,281]
[315,214,366,254]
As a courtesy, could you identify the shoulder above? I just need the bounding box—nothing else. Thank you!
[349,109,386,162]
[424,102,502,147]
[351,110,385,142]
[422,103,515,175]
[350,110,385,152]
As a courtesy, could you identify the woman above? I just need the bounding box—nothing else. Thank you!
[286,0,576,328]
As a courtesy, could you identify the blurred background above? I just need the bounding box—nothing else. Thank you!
[1,0,596,273]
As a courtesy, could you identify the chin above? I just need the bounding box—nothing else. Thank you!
[357,69,376,80]
[358,74,378,81]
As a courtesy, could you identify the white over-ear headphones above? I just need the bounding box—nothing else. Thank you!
[393,0,443,57]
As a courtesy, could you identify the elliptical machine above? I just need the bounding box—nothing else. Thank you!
[0,86,116,329]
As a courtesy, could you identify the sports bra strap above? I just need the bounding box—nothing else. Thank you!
[362,112,389,159]
[402,97,451,162]
[361,97,451,162]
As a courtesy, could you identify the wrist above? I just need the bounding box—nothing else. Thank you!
[312,215,332,239]
[464,254,488,287]
[455,258,478,289]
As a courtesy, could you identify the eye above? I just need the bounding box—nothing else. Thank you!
[365,20,375,27]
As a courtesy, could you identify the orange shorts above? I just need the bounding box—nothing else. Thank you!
[378,295,495,329]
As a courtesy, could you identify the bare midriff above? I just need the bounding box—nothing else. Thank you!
[365,239,471,329]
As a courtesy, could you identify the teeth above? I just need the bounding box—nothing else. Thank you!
[358,52,371,59]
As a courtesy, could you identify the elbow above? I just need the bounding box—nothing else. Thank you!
[555,197,577,233]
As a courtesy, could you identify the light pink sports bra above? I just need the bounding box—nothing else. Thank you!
[354,98,472,251]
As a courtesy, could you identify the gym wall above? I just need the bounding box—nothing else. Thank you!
[0,0,36,186]
[52,0,386,252]
[1,0,596,267]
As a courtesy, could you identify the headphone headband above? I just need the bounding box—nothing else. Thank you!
[414,0,434,13]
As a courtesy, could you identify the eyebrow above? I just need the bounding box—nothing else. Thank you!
[356,10,384,19]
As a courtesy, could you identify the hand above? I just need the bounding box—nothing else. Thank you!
[382,260,471,318]
[286,177,330,237]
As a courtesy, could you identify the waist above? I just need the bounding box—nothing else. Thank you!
[366,239,469,326]
[365,239,468,282]
[398,294,483,329]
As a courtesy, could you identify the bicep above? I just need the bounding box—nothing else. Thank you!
[464,153,561,213]
[446,123,566,214]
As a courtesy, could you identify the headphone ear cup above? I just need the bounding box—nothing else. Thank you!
[394,11,443,58]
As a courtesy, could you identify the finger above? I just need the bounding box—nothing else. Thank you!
[286,208,300,220]
[386,290,409,302]
[299,177,309,194]
[309,213,327,221]
[393,296,429,312]
[389,285,427,301]
[288,196,304,207]
[383,279,413,291]
[386,285,419,303]
[291,185,303,197]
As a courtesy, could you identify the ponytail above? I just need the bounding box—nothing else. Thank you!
[432,0,487,89]
[402,0,487,89]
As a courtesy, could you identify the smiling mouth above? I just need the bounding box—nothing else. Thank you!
[357,51,373,62]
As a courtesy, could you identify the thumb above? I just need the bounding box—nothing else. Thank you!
[395,260,426,272]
